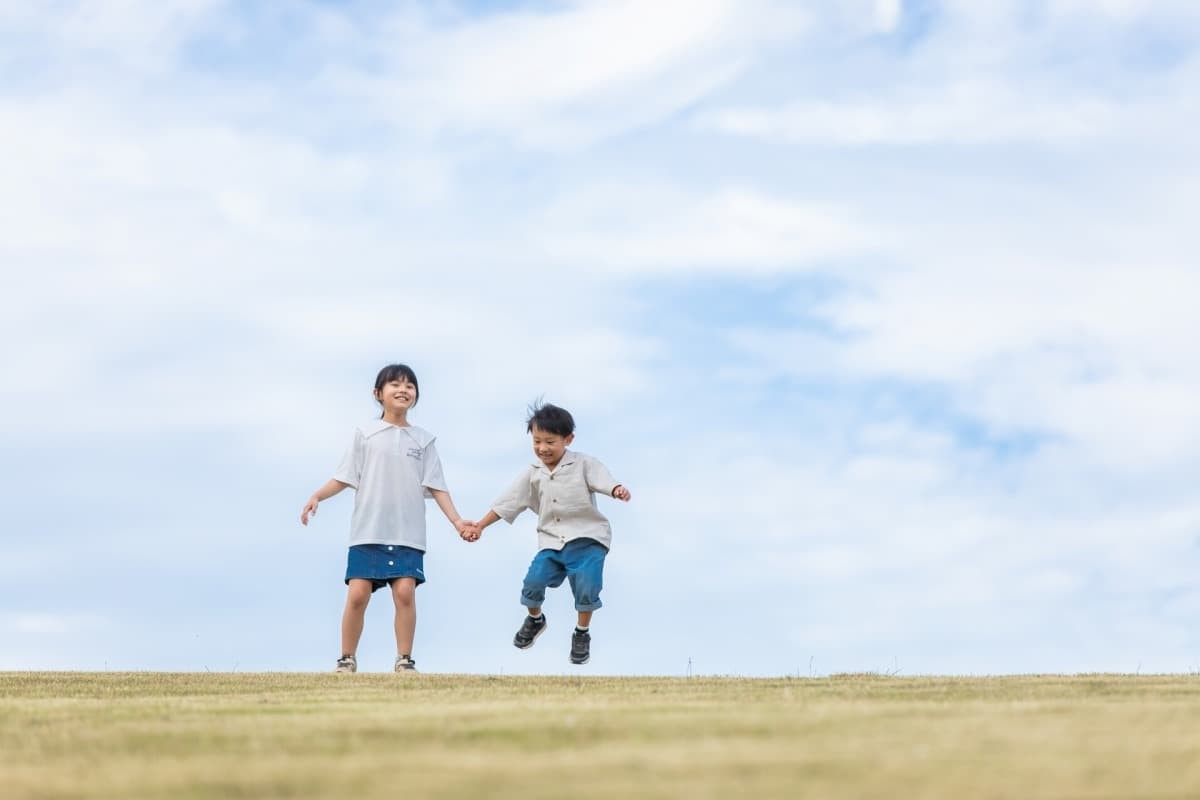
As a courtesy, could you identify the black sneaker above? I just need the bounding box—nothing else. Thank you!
[570,628,590,665]
[513,614,547,649]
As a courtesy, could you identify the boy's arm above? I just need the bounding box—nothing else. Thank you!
[301,479,351,525]
[464,509,509,542]
[490,470,533,523]
[466,471,533,542]
[584,457,631,501]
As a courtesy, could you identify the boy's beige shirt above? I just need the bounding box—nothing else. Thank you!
[490,449,620,551]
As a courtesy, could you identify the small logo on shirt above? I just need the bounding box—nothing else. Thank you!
[406,448,423,459]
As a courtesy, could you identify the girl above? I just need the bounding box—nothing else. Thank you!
[301,363,476,673]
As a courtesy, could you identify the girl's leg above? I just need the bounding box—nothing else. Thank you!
[391,577,417,656]
[341,579,373,655]
[577,610,593,628]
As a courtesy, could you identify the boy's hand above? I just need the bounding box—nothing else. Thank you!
[301,497,319,525]
[612,485,631,502]
[455,519,481,542]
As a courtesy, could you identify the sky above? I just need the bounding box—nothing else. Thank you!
[2,0,1198,676]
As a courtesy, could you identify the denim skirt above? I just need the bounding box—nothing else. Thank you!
[345,544,426,592]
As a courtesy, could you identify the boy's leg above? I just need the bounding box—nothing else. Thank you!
[515,550,566,649]
[564,541,606,617]
[563,541,606,665]
[520,549,567,612]
[341,579,374,656]
[390,577,417,658]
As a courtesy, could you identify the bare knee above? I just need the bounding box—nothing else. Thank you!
[391,579,416,608]
[346,582,372,611]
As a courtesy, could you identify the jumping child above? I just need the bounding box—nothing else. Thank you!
[301,363,476,673]
[466,402,630,665]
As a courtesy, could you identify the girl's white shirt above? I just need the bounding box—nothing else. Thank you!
[334,420,448,550]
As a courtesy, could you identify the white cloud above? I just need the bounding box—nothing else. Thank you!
[325,0,809,149]
[701,0,1200,148]
[536,185,872,274]
[0,612,108,635]
[702,82,1120,145]
[872,0,903,33]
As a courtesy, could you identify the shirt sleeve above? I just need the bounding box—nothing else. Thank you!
[491,469,533,524]
[333,429,365,489]
[420,440,449,498]
[583,456,619,496]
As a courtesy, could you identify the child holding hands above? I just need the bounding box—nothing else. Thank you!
[302,363,477,673]
[467,402,630,665]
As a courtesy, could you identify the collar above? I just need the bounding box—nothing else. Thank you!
[362,419,433,447]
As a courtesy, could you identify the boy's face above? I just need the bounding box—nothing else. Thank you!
[375,378,417,416]
[531,426,574,469]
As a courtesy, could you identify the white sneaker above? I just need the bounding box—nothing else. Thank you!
[335,654,357,673]
[394,654,418,673]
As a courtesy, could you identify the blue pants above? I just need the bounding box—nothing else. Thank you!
[521,538,607,612]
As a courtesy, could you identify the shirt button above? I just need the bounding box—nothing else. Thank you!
[552,498,557,503]
[388,561,394,566]
[388,546,394,551]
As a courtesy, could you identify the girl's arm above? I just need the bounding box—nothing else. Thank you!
[301,479,350,525]
[429,489,475,538]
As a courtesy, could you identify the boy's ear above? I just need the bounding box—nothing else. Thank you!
[565,433,575,445]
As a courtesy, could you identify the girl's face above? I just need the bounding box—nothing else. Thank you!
[375,377,417,416]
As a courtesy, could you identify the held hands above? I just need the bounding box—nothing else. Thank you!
[455,519,482,542]
[612,485,632,502]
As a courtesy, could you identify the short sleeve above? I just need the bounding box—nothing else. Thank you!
[491,469,534,524]
[333,429,365,489]
[583,456,619,496]
[420,440,449,498]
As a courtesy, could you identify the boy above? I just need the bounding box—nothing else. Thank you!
[467,402,631,664]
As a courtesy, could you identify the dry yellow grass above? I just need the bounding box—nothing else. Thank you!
[2,672,1199,799]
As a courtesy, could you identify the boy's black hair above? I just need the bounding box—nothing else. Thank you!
[374,363,419,413]
[526,401,574,436]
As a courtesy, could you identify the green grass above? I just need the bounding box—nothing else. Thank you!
[2,672,1199,798]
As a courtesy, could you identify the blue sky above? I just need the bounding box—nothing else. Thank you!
[2,0,1199,676]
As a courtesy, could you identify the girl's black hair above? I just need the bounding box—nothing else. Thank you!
[374,363,419,415]
[526,401,574,436]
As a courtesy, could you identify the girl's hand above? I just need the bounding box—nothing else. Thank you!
[454,519,479,541]
[301,497,319,525]
[613,485,632,502]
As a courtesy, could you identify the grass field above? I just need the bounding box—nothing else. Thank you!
[2,672,1199,799]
